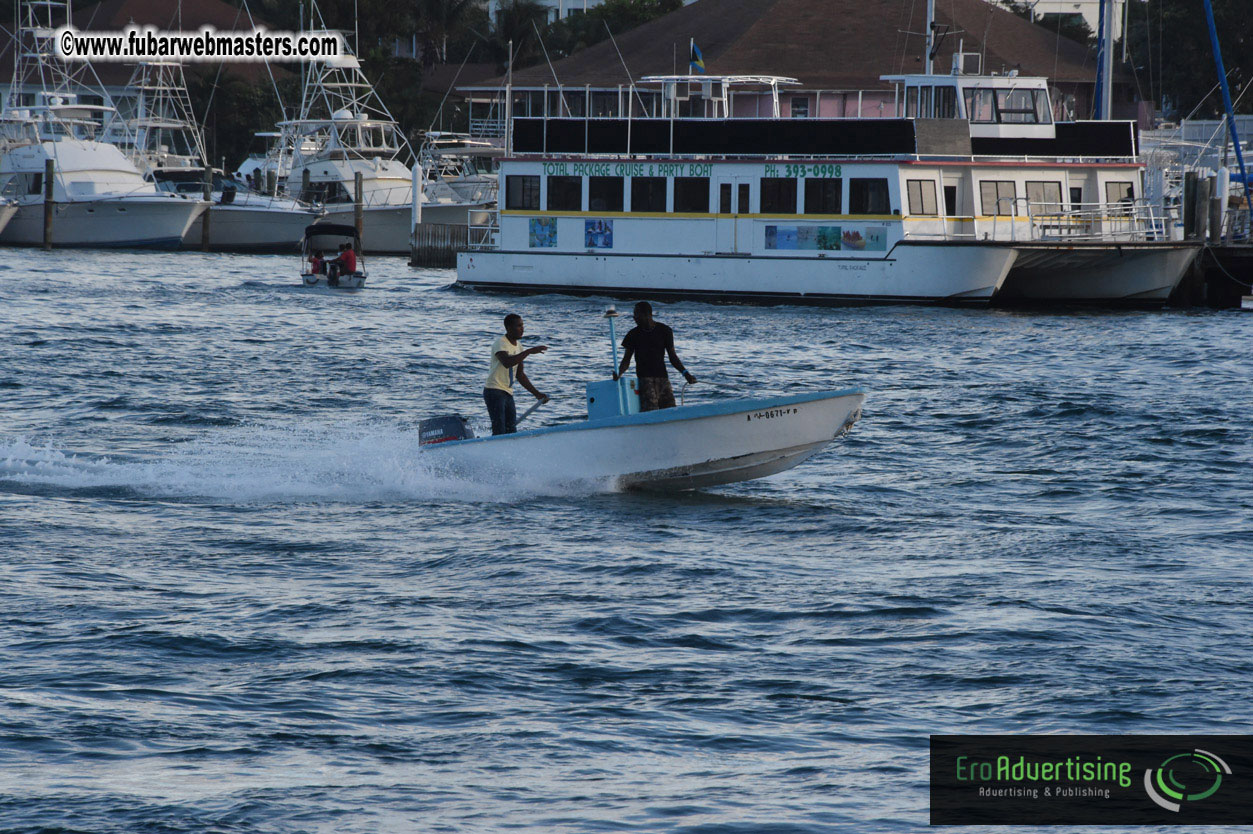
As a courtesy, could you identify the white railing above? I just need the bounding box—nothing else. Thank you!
[467,208,498,249]
[470,118,506,139]
[987,198,1178,243]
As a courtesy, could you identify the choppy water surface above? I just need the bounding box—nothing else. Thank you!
[1,249,1250,832]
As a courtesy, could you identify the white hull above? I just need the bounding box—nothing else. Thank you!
[999,243,1200,304]
[457,244,1017,304]
[323,203,491,254]
[423,389,865,490]
[301,272,367,289]
[0,204,16,236]
[183,203,320,252]
[0,197,205,248]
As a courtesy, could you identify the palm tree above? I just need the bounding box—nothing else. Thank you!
[490,0,551,68]
[416,0,485,64]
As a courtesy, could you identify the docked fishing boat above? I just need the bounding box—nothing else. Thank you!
[278,4,493,253]
[418,309,865,490]
[300,223,367,288]
[0,3,206,248]
[105,61,320,252]
[458,70,1196,306]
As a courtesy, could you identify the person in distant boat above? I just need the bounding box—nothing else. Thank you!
[614,301,696,411]
[309,250,325,276]
[338,242,358,275]
[484,314,548,435]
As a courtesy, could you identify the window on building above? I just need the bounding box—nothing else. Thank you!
[804,178,842,214]
[979,180,1017,216]
[631,177,666,212]
[906,87,919,118]
[505,175,540,210]
[943,184,958,216]
[1069,186,1084,207]
[760,177,798,213]
[849,178,891,214]
[547,175,582,211]
[935,86,958,119]
[673,177,710,213]
[589,176,624,211]
[719,183,732,214]
[791,97,810,118]
[1026,181,1064,212]
[906,180,939,215]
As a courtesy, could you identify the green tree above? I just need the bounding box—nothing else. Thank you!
[544,0,682,60]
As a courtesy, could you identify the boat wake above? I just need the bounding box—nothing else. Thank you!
[0,423,615,504]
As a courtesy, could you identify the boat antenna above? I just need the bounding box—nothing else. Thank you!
[604,21,649,116]
[531,20,568,116]
[426,42,476,133]
[603,306,622,377]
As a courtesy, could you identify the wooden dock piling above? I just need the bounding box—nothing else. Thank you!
[409,223,467,268]
[42,159,54,249]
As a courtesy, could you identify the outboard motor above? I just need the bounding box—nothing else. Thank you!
[418,415,474,446]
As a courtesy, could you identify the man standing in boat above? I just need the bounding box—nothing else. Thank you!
[614,301,697,411]
[484,314,548,435]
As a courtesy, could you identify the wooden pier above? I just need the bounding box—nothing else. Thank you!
[409,223,467,268]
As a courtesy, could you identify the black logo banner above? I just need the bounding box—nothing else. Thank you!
[931,735,1253,825]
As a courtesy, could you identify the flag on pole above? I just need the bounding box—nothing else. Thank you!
[689,39,705,74]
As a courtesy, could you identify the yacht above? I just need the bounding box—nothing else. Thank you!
[0,2,205,248]
[279,9,492,253]
[104,61,320,252]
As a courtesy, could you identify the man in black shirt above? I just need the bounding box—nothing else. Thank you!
[614,301,697,411]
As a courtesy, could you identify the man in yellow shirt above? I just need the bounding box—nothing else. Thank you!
[484,314,548,435]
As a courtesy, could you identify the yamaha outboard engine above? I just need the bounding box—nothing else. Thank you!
[418,415,474,446]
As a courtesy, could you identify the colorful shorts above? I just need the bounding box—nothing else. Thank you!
[637,376,676,411]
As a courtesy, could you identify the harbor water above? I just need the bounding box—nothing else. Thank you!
[1,250,1250,832]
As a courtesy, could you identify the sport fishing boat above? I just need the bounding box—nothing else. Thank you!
[104,61,320,252]
[278,2,493,253]
[417,309,865,490]
[0,2,205,248]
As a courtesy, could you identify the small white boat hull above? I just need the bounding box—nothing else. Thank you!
[422,388,865,490]
[301,272,367,289]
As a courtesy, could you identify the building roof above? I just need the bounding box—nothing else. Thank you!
[467,0,1119,92]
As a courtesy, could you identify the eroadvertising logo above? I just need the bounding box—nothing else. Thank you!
[930,735,1253,825]
[1143,749,1231,812]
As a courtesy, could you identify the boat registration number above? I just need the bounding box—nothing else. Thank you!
[747,407,800,422]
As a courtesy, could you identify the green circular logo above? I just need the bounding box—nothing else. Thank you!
[1144,750,1231,812]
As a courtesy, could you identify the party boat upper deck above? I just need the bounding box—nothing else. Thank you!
[458,73,1197,305]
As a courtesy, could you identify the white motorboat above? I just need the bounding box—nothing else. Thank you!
[0,110,206,248]
[0,3,206,248]
[279,3,493,253]
[299,222,367,288]
[105,61,320,252]
[417,309,865,490]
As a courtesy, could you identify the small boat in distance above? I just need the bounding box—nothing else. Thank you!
[417,308,865,490]
[301,223,367,288]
